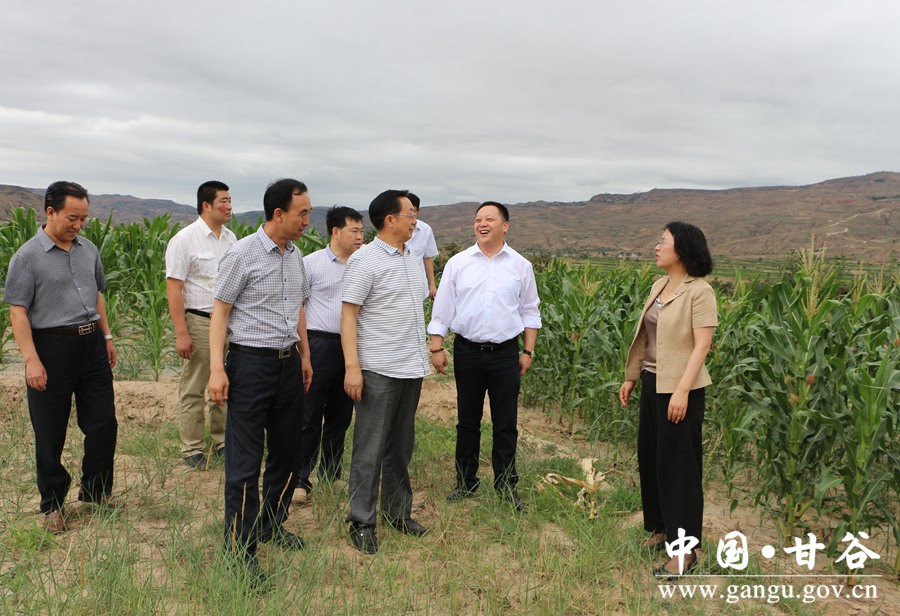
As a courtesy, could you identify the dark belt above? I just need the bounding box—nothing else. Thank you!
[33,321,99,336]
[456,335,518,352]
[229,342,296,360]
[186,309,211,319]
[307,329,341,341]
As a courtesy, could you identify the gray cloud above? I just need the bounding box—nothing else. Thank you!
[2,0,898,211]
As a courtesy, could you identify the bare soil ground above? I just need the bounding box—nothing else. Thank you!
[0,365,896,614]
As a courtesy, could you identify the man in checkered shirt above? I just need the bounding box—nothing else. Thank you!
[208,178,314,584]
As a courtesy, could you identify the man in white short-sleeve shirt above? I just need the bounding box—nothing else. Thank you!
[165,181,236,468]
[406,193,439,298]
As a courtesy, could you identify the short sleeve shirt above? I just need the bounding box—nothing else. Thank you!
[406,219,439,283]
[214,226,310,349]
[3,227,106,329]
[165,217,237,312]
[342,237,430,379]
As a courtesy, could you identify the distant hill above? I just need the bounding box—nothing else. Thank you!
[421,172,900,262]
[3,172,898,261]
[233,210,333,238]
[0,185,194,224]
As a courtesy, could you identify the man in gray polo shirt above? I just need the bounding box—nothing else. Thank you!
[341,189,431,554]
[3,181,120,533]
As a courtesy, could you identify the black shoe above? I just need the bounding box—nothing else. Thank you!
[184,453,207,469]
[446,484,478,502]
[349,523,378,554]
[386,517,428,536]
[653,553,700,580]
[226,551,268,588]
[77,489,126,510]
[244,554,269,588]
[260,529,306,551]
[498,488,526,512]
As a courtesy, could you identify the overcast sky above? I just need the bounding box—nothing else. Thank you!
[2,0,898,212]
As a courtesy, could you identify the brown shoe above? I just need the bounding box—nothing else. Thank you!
[43,510,66,534]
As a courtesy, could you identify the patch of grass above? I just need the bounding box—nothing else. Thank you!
[0,393,876,615]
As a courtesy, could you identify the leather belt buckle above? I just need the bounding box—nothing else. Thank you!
[278,347,292,359]
[78,323,95,336]
[479,343,496,352]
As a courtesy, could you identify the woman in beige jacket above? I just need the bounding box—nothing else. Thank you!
[619,222,717,579]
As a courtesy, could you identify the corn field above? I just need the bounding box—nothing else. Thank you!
[0,209,897,571]
[0,209,325,379]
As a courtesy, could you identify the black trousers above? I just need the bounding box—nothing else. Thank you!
[638,370,705,544]
[452,338,520,491]
[223,347,304,555]
[297,335,353,490]
[27,329,117,514]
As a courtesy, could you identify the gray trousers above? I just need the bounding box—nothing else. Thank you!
[347,371,422,527]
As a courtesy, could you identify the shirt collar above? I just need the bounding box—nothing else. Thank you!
[372,236,405,256]
[325,244,341,262]
[196,216,215,237]
[256,225,294,254]
[37,225,81,252]
[471,241,510,259]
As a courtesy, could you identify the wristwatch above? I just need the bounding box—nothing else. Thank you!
[522,349,534,357]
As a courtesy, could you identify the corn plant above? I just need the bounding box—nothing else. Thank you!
[0,208,38,362]
[704,270,766,502]
[525,260,653,449]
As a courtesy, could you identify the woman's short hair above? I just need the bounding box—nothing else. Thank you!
[665,221,714,277]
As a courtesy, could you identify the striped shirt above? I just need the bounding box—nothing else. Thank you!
[342,237,430,379]
[165,217,237,312]
[428,243,542,343]
[303,245,344,334]
[214,226,310,349]
[406,218,438,284]
[3,227,106,329]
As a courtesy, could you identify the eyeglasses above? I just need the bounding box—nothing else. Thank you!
[656,238,673,247]
[394,212,418,219]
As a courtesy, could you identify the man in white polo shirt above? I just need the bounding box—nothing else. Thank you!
[165,180,236,468]
[341,189,431,554]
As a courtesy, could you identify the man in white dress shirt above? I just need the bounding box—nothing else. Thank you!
[165,181,237,468]
[406,193,438,298]
[428,201,541,511]
[294,206,364,502]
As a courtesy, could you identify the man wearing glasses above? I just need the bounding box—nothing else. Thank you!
[341,189,431,554]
